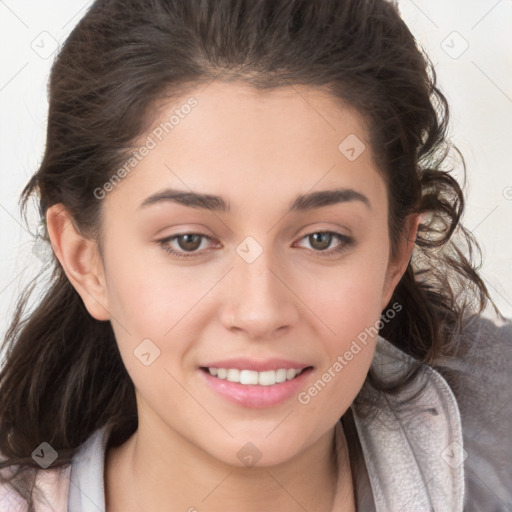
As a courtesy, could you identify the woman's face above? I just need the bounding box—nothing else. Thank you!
[76,82,412,466]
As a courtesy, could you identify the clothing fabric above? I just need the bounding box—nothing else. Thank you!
[1,311,510,511]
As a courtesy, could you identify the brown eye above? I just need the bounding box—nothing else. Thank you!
[295,231,353,257]
[158,233,215,259]
[176,234,203,252]
[308,232,333,251]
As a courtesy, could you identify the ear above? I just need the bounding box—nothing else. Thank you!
[46,203,111,321]
[381,213,420,310]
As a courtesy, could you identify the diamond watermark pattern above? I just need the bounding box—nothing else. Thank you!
[338,134,366,162]
[441,31,469,60]
[441,441,468,469]
[134,338,161,366]
[30,31,59,60]
[31,442,58,469]
[236,236,263,264]
[237,442,262,467]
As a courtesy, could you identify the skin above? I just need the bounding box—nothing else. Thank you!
[47,81,418,512]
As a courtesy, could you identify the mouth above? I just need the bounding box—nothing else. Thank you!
[199,365,314,408]
[199,366,313,386]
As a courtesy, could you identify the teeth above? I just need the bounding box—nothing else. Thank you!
[240,369,259,385]
[275,369,287,383]
[286,369,297,380]
[226,369,240,382]
[207,367,305,385]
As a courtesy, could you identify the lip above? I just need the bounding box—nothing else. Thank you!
[200,358,311,372]
[199,366,314,408]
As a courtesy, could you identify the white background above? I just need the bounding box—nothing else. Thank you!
[1,0,511,346]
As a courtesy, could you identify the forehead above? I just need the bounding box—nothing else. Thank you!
[106,81,386,214]
[147,80,371,156]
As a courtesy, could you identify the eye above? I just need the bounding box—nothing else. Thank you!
[294,231,353,256]
[157,230,353,259]
[158,233,216,259]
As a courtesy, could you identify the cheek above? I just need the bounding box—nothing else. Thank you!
[104,239,205,337]
[104,249,217,387]
[305,247,389,337]
[316,276,384,374]
[295,278,380,422]
[300,233,390,377]
[105,262,197,404]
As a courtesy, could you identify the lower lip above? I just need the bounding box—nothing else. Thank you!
[199,367,313,408]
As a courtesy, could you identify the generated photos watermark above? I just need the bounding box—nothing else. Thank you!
[297,301,402,405]
[93,97,198,200]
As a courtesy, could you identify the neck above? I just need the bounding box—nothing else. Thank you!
[105,419,355,512]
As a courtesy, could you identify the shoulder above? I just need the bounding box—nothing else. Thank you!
[435,309,512,412]
[433,309,512,510]
[0,425,110,512]
[351,335,466,511]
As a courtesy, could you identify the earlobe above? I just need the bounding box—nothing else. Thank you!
[46,204,111,321]
[381,213,420,310]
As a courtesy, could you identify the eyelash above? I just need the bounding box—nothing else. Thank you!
[157,231,353,259]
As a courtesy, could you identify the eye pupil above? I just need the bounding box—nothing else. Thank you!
[310,232,331,250]
[178,234,202,251]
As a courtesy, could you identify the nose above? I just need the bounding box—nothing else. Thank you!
[219,244,301,340]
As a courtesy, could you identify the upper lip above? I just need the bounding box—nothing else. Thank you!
[200,358,312,372]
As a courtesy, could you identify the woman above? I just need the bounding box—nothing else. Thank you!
[1,0,510,510]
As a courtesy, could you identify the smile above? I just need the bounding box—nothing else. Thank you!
[202,367,309,386]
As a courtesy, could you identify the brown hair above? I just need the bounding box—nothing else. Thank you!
[0,0,499,506]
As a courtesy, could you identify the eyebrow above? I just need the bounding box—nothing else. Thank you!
[138,187,371,213]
